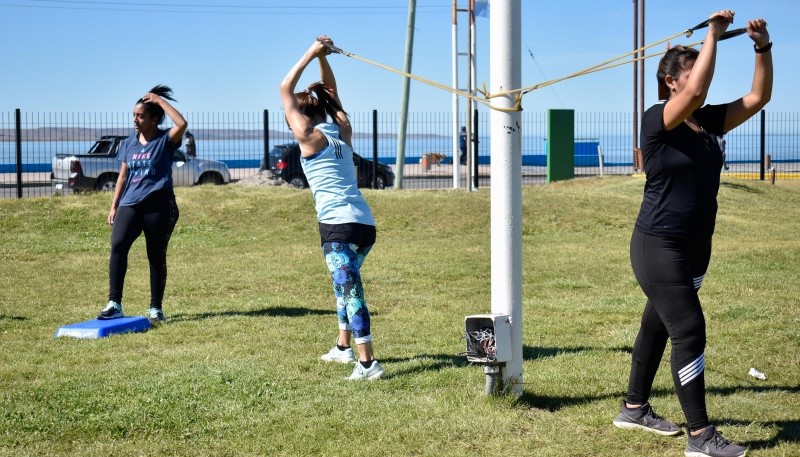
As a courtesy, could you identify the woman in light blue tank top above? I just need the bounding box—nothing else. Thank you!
[280,36,383,381]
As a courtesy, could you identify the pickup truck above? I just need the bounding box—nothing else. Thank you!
[51,135,232,192]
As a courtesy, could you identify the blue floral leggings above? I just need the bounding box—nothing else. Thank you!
[323,242,372,344]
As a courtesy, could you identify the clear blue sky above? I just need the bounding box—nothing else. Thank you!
[1,0,796,116]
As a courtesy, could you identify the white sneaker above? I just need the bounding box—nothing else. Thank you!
[347,360,384,381]
[147,307,166,326]
[97,300,123,320]
[320,346,355,363]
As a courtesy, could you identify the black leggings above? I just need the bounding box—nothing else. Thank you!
[109,190,179,309]
[626,229,712,431]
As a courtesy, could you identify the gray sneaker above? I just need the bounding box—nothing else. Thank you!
[685,425,747,457]
[613,401,681,436]
[97,300,123,320]
[347,360,384,381]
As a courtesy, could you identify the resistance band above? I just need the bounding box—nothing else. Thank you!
[324,17,747,112]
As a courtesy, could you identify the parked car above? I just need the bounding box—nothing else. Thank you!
[52,136,231,192]
[262,142,394,189]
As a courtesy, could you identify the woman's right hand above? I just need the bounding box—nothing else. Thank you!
[107,207,116,226]
[708,10,734,40]
[747,18,770,48]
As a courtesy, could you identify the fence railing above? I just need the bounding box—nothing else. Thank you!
[2,109,798,198]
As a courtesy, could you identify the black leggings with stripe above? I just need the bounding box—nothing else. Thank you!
[626,229,712,431]
[108,190,179,309]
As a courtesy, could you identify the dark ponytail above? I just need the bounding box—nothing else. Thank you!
[295,82,346,127]
[137,85,176,125]
[656,46,699,100]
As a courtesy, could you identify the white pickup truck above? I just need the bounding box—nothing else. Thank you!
[51,135,231,192]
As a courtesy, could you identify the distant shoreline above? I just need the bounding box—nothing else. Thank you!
[0,128,437,142]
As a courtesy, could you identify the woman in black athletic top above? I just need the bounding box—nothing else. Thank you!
[613,10,772,457]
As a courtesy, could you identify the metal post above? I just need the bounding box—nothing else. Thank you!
[15,109,22,199]
[452,0,461,189]
[639,0,646,127]
[598,144,605,176]
[472,108,479,188]
[490,0,523,397]
[264,109,269,169]
[632,0,646,172]
[395,0,416,190]
[373,109,379,189]
[633,0,639,159]
[760,109,766,180]
[467,0,478,190]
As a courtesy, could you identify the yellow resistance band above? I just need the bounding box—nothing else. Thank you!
[323,22,746,112]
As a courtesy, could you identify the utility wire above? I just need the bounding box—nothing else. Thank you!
[523,37,564,108]
[0,0,449,15]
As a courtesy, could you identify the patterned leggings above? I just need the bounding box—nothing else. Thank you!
[323,242,372,344]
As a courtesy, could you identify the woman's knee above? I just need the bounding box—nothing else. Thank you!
[672,318,706,351]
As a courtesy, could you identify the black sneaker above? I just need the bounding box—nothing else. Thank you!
[147,307,166,326]
[97,300,123,320]
[685,425,747,457]
[613,401,681,436]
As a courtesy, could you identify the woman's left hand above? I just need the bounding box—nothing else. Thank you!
[747,19,770,48]
[314,35,334,56]
[140,92,164,105]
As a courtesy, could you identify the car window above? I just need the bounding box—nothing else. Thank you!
[88,140,113,155]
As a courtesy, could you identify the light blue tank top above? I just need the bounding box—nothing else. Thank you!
[300,123,375,226]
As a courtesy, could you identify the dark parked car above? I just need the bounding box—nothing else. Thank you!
[262,142,394,189]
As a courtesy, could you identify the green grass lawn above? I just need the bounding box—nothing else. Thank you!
[1,177,798,456]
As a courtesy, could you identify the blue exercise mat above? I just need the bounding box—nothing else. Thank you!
[55,316,151,339]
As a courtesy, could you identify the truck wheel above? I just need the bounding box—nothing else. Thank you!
[198,173,223,185]
[288,175,307,188]
[95,174,118,192]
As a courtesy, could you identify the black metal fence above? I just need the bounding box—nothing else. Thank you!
[2,108,798,198]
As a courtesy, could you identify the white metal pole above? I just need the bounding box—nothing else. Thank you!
[452,1,461,188]
[490,0,523,397]
[469,0,477,191]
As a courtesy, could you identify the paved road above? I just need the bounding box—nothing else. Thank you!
[4,163,795,198]
[1,183,56,199]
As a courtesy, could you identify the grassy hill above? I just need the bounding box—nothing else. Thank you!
[1,177,798,456]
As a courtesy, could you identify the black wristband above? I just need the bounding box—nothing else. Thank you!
[754,42,772,54]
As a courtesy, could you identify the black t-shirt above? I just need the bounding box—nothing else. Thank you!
[634,101,727,238]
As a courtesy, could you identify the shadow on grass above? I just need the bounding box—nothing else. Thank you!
[376,345,632,380]
[169,306,336,323]
[687,413,800,449]
[720,181,765,194]
[523,345,632,360]
[379,354,469,379]
[520,380,800,407]
[709,385,800,447]
[0,314,27,321]
[517,382,800,451]
[738,419,800,449]
[518,383,800,412]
